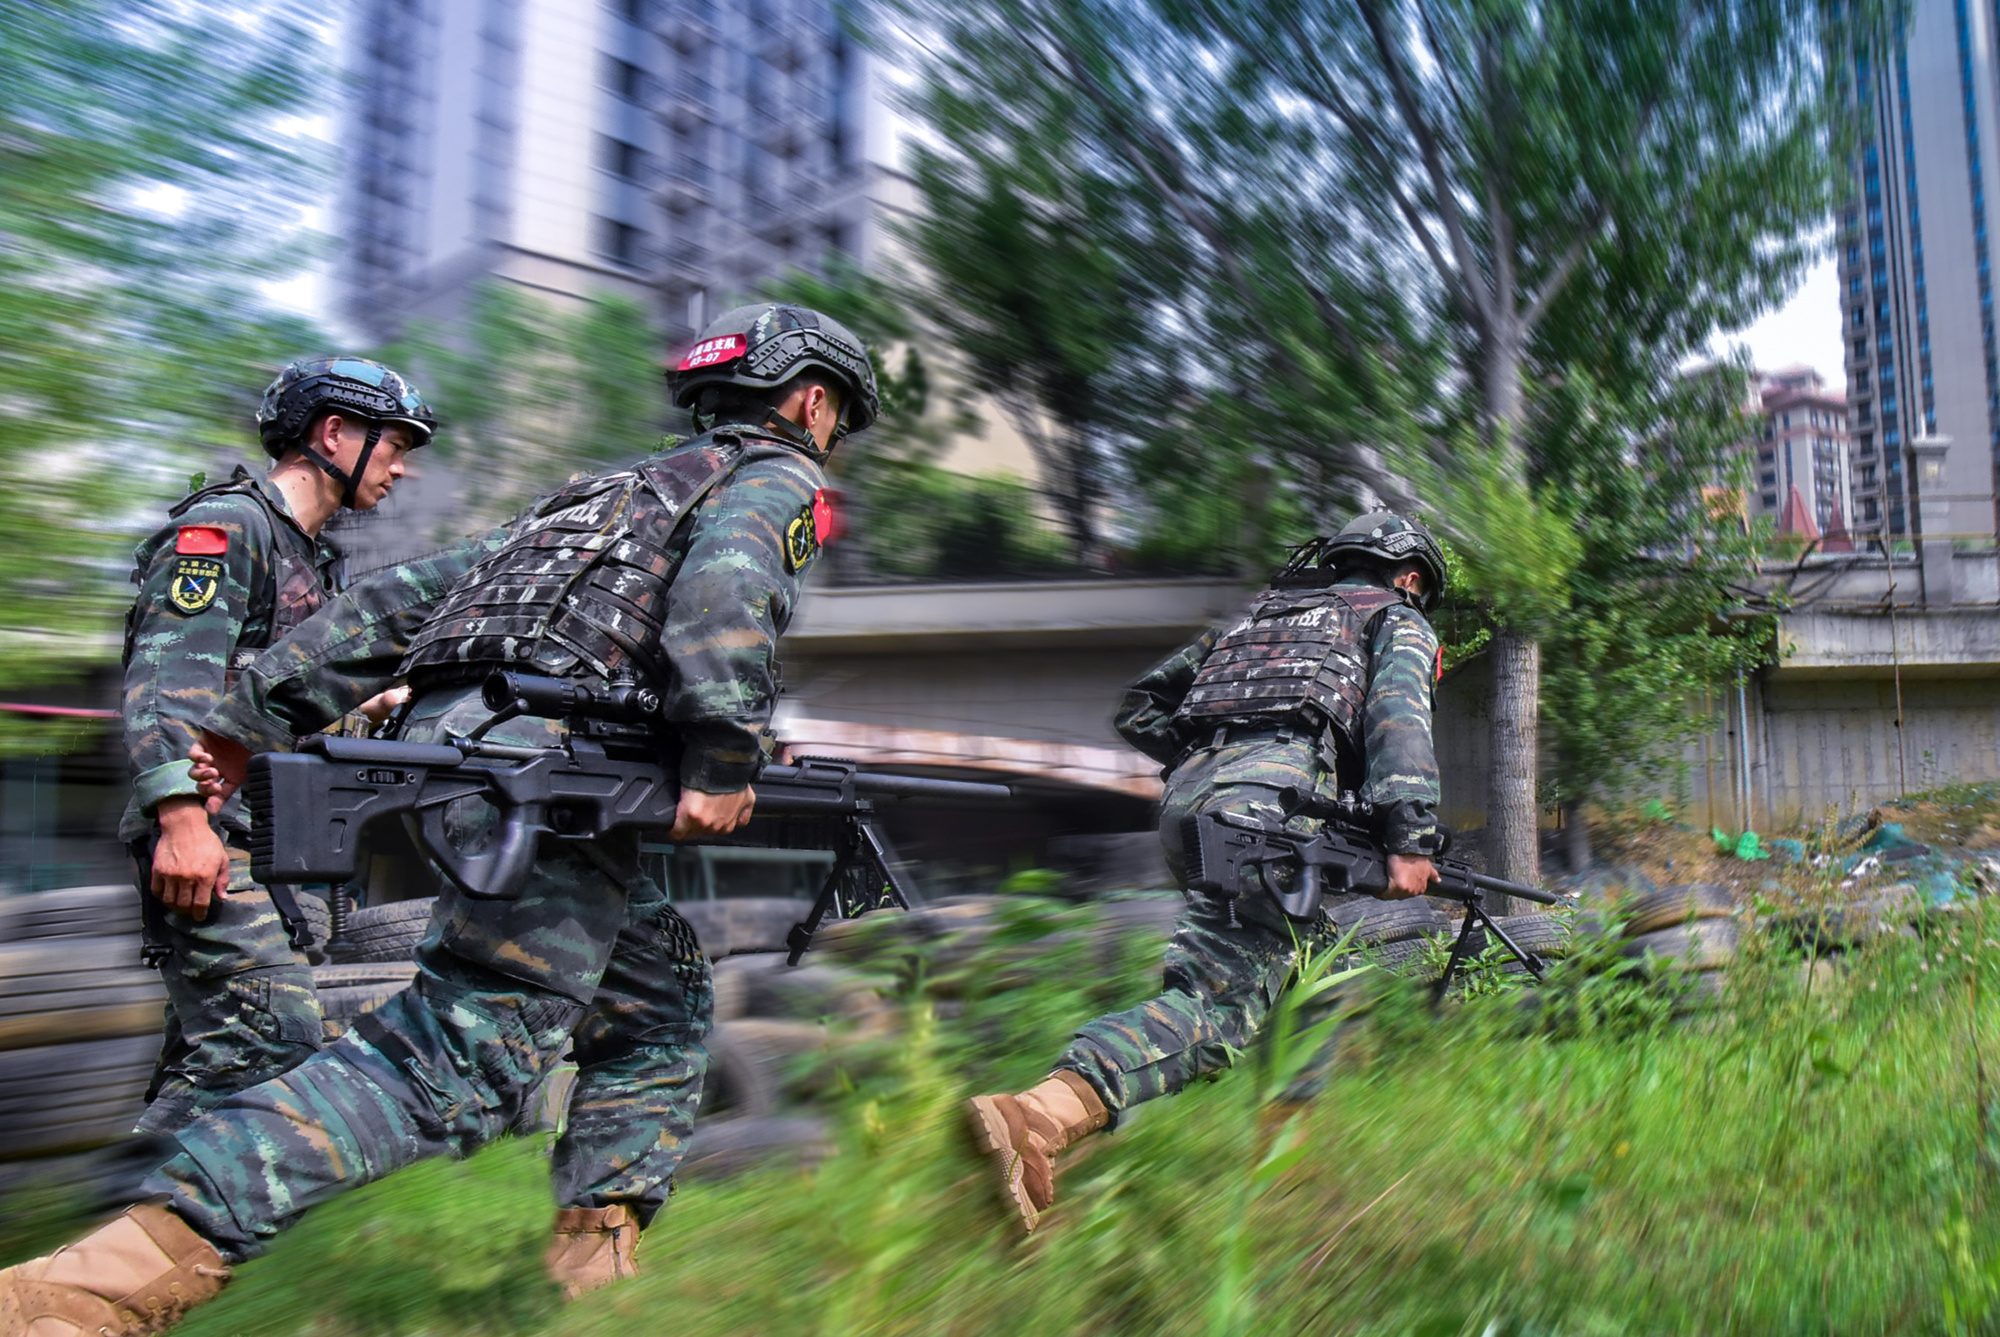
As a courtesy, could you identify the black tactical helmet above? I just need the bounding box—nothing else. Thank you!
[255,357,435,509]
[668,303,881,436]
[1324,510,1448,611]
[256,356,436,459]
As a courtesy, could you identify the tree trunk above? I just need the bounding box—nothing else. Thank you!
[1479,324,1541,899]
[1561,797,1592,875]
[1487,628,1541,899]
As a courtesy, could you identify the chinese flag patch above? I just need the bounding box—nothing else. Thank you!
[175,525,228,556]
[812,489,839,544]
[1434,647,1445,682]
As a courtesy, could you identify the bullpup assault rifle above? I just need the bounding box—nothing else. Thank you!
[1183,809,1565,998]
[244,671,1014,964]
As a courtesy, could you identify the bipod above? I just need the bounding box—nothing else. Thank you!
[1431,896,1547,1003]
[786,808,915,966]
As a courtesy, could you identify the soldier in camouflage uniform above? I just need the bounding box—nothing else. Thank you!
[966,511,1451,1234]
[0,305,879,1337]
[121,357,435,1138]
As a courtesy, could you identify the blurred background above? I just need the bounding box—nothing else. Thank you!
[9,2,2000,1329]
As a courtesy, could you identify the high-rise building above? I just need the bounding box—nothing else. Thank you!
[1841,0,2000,545]
[1748,366,1854,544]
[343,0,890,343]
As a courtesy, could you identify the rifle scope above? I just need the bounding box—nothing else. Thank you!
[483,670,663,725]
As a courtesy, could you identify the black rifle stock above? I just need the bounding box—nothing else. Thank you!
[1183,810,1563,996]
[244,671,1014,962]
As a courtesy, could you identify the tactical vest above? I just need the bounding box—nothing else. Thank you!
[123,468,334,685]
[399,430,792,688]
[1173,583,1412,752]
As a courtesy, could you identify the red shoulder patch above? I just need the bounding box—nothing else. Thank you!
[812,489,840,544]
[676,334,747,371]
[175,525,228,556]
[1434,647,1445,683]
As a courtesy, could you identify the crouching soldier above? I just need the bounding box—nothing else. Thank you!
[965,511,1451,1232]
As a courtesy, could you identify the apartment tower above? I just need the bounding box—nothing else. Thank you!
[342,0,891,343]
[1841,0,2000,546]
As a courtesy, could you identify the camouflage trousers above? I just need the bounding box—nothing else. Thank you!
[1058,731,1348,1122]
[141,687,714,1262]
[133,845,322,1138]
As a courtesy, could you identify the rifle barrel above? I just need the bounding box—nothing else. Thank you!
[1465,872,1563,907]
[785,767,1014,804]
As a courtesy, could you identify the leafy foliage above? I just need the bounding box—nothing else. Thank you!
[0,0,324,749]
[375,284,671,537]
[18,894,1978,1336]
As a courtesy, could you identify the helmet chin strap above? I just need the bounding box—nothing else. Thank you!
[759,407,829,457]
[300,422,382,510]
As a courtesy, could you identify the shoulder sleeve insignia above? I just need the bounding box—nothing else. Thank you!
[167,556,224,615]
[1434,646,1445,683]
[176,525,229,555]
[785,501,821,573]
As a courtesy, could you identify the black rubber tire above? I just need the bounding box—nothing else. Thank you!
[700,1020,783,1121]
[0,1034,158,1160]
[0,885,142,943]
[1329,899,1451,946]
[312,961,419,1031]
[328,898,435,965]
[1364,934,1446,975]
[678,1116,830,1180]
[0,940,165,1053]
[1620,884,1736,937]
[1622,919,1742,970]
[1490,912,1572,959]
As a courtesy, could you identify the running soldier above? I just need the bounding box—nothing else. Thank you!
[0,304,878,1337]
[965,511,1450,1233]
[123,358,433,1136]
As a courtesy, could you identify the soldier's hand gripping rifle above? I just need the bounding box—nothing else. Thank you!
[242,671,1014,963]
[1183,810,1565,998]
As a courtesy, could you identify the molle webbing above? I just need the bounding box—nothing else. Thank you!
[1173,584,1406,747]
[399,436,767,685]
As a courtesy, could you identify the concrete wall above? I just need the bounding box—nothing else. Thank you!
[780,575,2000,838]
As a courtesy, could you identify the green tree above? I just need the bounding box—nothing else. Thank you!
[0,0,323,752]
[1528,363,1772,870]
[378,284,671,536]
[879,0,1872,879]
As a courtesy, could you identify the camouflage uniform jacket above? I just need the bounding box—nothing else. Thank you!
[201,425,830,792]
[120,468,342,842]
[1114,577,1446,855]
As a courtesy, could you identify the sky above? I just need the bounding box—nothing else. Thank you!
[1708,253,1845,391]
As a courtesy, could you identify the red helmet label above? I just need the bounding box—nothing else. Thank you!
[677,334,748,371]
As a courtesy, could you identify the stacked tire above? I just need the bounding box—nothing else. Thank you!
[1616,884,1740,1003]
[0,888,164,1162]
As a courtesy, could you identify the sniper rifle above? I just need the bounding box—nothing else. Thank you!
[243,670,1014,964]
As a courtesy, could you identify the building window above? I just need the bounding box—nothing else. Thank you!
[604,57,644,101]
[1761,493,1779,509]
[1760,470,1778,488]
[597,217,644,266]
[600,136,644,181]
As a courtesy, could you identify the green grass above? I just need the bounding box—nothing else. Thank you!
[12,895,2000,1336]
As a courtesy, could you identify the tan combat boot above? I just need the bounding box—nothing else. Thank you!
[0,1202,229,1337]
[542,1204,641,1301]
[964,1070,1108,1234]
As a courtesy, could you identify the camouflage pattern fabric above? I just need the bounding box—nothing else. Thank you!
[136,850,324,1136]
[204,424,827,792]
[120,470,341,1136]
[120,469,340,842]
[1064,575,1444,1120]
[1114,578,1444,855]
[150,651,717,1261]
[154,426,825,1258]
